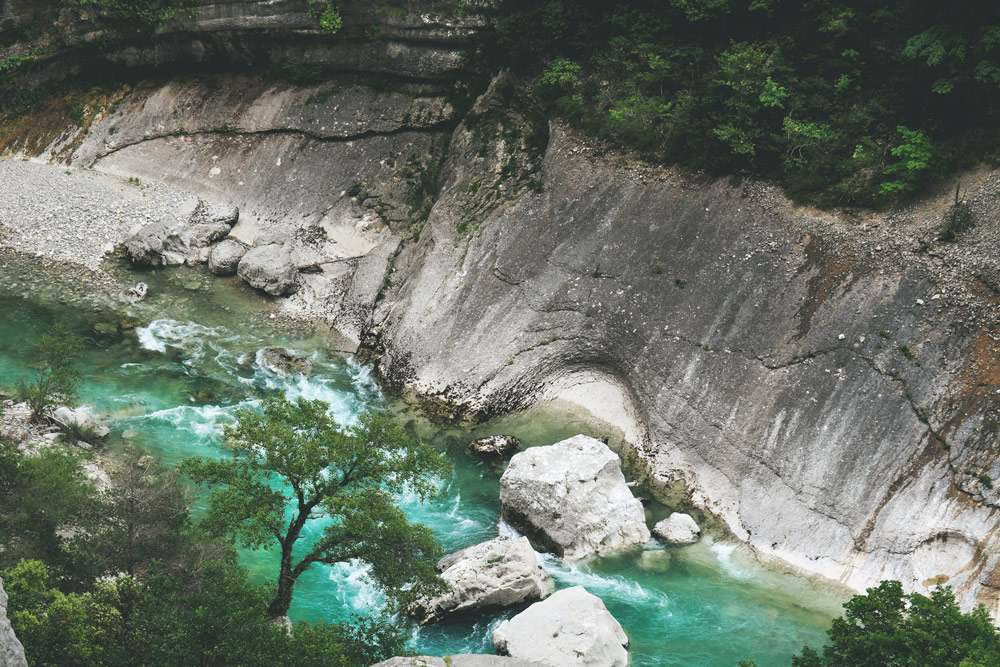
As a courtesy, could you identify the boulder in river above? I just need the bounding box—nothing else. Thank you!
[371,657,536,667]
[467,434,521,459]
[653,512,701,545]
[237,243,299,296]
[408,536,554,625]
[499,434,650,559]
[124,221,188,266]
[53,406,110,439]
[492,586,629,667]
[260,347,313,375]
[208,239,248,276]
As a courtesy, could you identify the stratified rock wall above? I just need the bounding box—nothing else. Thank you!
[369,122,1000,612]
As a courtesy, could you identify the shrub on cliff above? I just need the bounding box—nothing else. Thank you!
[792,580,1000,666]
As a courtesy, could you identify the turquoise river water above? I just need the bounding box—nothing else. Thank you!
[0,257,846,665]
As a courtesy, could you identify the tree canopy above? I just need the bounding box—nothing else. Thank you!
[488,0,1000,208]
[792,580,1000,667]
[180,394,451,618]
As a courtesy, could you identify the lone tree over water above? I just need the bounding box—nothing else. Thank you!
[181,394,450,618]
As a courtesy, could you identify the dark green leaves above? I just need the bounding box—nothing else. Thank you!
[181,393,450,617]
[792,581,1000,666]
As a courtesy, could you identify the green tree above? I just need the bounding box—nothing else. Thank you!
[181,394,450,618]
[793,580,1000,666]
[0,438,99,582]
[16,323,83,421]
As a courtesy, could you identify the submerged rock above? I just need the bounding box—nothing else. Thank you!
[237,243,299,296]
[53,406,110,439]
[260,347,313,375]
[653,512,701,545]
[492,586,629,667]
[0,578,27,667]
[467,434,521,459]
[408,536,553,625]
[208,239,248,276]
[499,434,650,559]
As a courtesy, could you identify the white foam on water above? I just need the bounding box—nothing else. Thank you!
[137,319,254,373]
[251,349,362,425]
[136,402,244,442]
[326,560,387,613]
[537,551,670,610]
[711,542,753,581]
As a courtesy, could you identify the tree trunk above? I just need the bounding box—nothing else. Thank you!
[267,547,296,618]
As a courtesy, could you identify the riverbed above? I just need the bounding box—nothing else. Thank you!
[0,255,846,666]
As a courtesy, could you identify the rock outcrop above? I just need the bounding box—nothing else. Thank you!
[500,435,650,559]
[492,586,629,667]
[408,536,553,626]
[0,577,27,667]
[468,435,521,459]
[653,513,701,545]
[237,244,299,296]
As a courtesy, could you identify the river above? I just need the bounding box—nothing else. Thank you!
[0,255,845,666]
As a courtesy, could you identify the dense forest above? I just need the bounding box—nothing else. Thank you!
[486,0,1000,207]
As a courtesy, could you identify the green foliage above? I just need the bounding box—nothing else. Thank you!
[308,0,343,34]
[4,558,406,666]
[181,393,451,617]
[15,323,83,421]
[489,0,1000,207]
[979,473,993,490]
[792,581,1000,666]
[0,440,99,583]
[62,0,196,39]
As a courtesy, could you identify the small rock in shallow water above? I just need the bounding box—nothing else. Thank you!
[652,512,701,545]
[467,434,521,459]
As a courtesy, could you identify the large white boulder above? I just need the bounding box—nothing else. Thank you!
[237,243,300,296]
[53,406,110,439]
[499,435,650,559]
[492,586,629,667]
[408,536,554,625]
[652,512,701,545]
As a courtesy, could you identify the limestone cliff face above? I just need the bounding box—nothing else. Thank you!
[0,578,27,667]
[2,3,1000,615]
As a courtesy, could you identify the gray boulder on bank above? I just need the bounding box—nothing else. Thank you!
[492,586,629,667]
[125,221,188,266]
[371,657,536,667]
[0,578,27,667]
[53,406,110,439]
[499,435,650,559]
[208,239,248,276]
[408,536,554,625]
[468,434,521,459]
[237,243,300,296]
[653,512,701,545]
